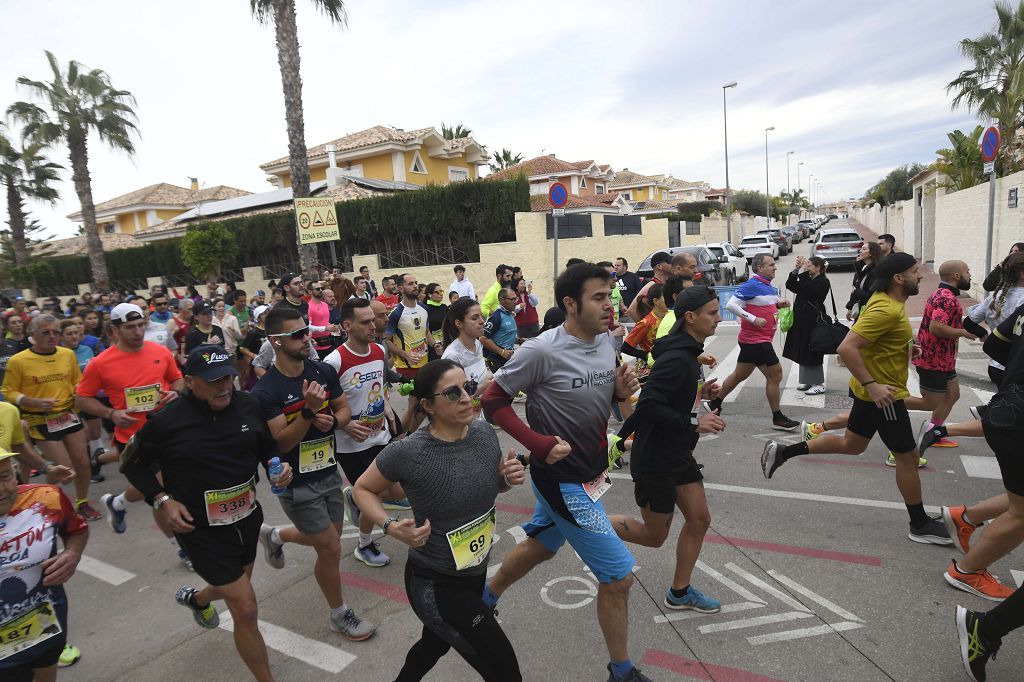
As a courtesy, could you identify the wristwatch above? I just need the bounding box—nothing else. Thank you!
[381,516,399,535]
[300,407,317,420]
[514,452,528,468]
[153,493,173,510]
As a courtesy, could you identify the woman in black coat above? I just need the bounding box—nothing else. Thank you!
[845,241,882,320]
[782,255,831,394]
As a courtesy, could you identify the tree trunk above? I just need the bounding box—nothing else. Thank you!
[67,124,110,290]
[3,176,30,267]
[272,0,315,277]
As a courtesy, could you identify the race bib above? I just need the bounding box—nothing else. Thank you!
[446,507,495,570]
[582,470,612,502]
[204,477,256,526]
[432,330,443,345]
[299,435,335,473]
[0,601,62,662]
[125,384,161,412]
[45,412,80,433]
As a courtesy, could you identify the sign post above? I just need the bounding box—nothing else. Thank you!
[293,197,340,245]
[548,182,569,281]
[981,126,1001,277]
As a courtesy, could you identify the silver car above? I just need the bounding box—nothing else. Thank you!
[809,228,863,267]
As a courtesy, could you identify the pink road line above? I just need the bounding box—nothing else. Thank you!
[704,535,882,567]
[642,649,785,682]
[496,502,535,516]
[340,573,408,604]
[798,456,937,472]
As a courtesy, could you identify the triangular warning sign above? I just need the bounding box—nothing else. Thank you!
[325,209,337,226]
[312,211,325,227]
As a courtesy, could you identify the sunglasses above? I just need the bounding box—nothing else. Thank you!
[430,380,479,402]
[268,326,310,340]
[312,287,323,292]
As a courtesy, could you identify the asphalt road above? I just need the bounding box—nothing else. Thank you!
[61,226,1018,681]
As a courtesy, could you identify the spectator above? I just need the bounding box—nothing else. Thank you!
[359,265,379,297]
[449,264,476,300]
[627,251,673,321]
[514,278,540,339]
[983,242,1024,292]
[352,276,372,301]
[615,257,642,313]
[782,256,832,394]
[877,233,896,256]
[846,242,883,321]
[481,264,513,318]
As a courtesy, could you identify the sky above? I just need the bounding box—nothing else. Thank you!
[0,0,996,240]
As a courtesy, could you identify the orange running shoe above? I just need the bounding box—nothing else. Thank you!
[942,505,976,554]
[931,437,959,448]
[944,561,1014,602]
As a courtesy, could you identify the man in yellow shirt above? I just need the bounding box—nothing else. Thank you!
[760,253,952,545]
[2,314,100,520]
[480,264,513,318]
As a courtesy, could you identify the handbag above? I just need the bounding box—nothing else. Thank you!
[809,281,848,354]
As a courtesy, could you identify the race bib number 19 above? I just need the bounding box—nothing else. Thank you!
[446,507,496,570]
[0,601,62,661]
[299,435,335,473]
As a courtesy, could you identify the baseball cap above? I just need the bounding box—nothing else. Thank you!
[194,303,213,316]
[673,285,718,316]
[0,447,15,462]
[254,289,266,297]
[111,302,146,324]
[871,252,918,291]
[279,272,301,287]
[252,304,270,321]
[650,251,672,268]
[185,344,238,380]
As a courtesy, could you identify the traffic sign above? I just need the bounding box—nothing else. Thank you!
[294,197,340,244]
[548,182,568,209]
[552,208,565,216]
[981,126,1001,162]
[984,161,995,174]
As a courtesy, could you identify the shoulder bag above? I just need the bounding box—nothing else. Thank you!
[809,280,848,354]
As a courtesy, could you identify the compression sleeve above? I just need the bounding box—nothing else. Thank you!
[619,341,646,360]
[725,295,755,323]
[480,380,558,463]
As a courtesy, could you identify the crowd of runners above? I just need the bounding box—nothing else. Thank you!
[2,237,1024,681]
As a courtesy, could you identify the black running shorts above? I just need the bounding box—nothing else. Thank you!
[3,636,65,682]
[632,462,703,514]
[338,444,386,487]
[983,421,1024,497]
[846,396,916,455]
[737,342,779,367]
[916,367,957,394]
[175,504,263,587]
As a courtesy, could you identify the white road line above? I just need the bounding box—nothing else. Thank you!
[960,455,1002,480]
[697,611,813,634]
[1012,570,1024,588]
[219,614,356,673]
[654,601,764,623]
[488,526,529,578]
[768,571,864,622]
[703,482,941,514]
[973,386,995,404]
[77,554,136,586]
[780,359,802,407]
[694,560,767,605]
[747,620,864,645]
[725,563,811,612]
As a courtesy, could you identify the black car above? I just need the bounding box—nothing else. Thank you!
[636,246,724,285]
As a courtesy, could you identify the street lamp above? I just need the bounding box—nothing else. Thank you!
[722,81,738,242]
[786,151,794,197]
[808,174,814,212]
[765,126,775,228]
[797,162,804,210]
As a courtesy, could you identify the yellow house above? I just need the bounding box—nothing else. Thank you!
[259,125,488,188]
[608,169,672,202]
[488,154,615,197]
[67,182,250,234]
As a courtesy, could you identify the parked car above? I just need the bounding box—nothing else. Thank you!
[757,228,791,255]
[827,213,839,221]
[636,245,724,285]
[781,225,802,243]
[798,218,817,235]
[738,234,779,261]
[809,227,863,267]
[706,242,749,285]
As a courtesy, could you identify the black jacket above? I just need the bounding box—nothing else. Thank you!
[847,262,876,312]
[630,330,703,473]
[783,270,831,366]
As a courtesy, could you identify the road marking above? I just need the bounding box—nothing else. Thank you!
[768,571,864,622]
[780,357,830,408]
[340,573,408,604]
[77,554,135,586]
[496,502,534,516]
[1012,570,1024,588]
[972,386,995,405]
[704,535,882,567]
[746,620,864,645]
[698,610,813,634]
[641,648,785,682]
[655,601,764,623]
[725,563,811,612]
[219,613,356,673]
[488,526,528,578]
[798,456,940,473]
[540,575,597,609]
[694,560,766,604]
[960,455,1002,479]
[703,482,941,514]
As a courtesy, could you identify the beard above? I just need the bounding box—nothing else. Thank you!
[957,278,972,291]
[901,279,919,297]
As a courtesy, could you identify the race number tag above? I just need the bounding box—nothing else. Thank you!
[0,601,62,661]
[204,477,256,526]
[582,470,612,502]
[446,507,495,570]
[125,384,162,412]
[299,435,335,473]
[45,412,80,433]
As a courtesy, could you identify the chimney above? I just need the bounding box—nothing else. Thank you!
[189,177,199,190]
[549,153,556,158]
[325,144,337,169]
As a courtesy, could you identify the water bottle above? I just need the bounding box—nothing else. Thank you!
[268,457,287,496]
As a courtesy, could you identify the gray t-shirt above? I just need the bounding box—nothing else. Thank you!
[494,326,616,483]
[376,419,503,576]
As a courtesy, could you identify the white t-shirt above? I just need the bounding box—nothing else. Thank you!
[449,278,476,300]
[442,337,490,386]
[145,320,177,352]
[323,342,392,452]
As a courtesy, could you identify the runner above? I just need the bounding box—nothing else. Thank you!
[185,304,224,354]
[375,277,400,311]
[144,295,178,354]
[608,286,726,613]
[59,318,105,483]
[956,587,1024,681]
[423,283,448,361]
[385,274,430,432]
[274,272,309,319]
[626,251,672,321]
[480,264,513,319]
[481,286,519,374]
[760,253,952,545]
[306,280,336,359]
[707,254,799,431]
[0,448,88,681]
[252,306,376,641]
[481,263,649,682]
[240,305,270,387]
[353,359,525,681]
[0,399,73,486]
[169,298,194,367]
[2,314,100,521]
[121,345,289,682]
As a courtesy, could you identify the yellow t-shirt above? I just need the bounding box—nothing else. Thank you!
[0,401,25,450]
[656,311,676,340]
[2,346,81,424]
[848,291,912,402]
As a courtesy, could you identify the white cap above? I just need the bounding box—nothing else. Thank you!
[110,302,145,324]
[252,304,270,321]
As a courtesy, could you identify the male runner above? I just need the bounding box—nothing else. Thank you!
[385,274,429,430]
[481,263,648,682]
[274,272,309,319]
[375,277,400,311]
[253,307,376,641]
[306,280,335,359]
[626,251,672,321]
[481,286,519,374]
[481,264,513,318]
[760,253,952,544]
[122,345,290,681]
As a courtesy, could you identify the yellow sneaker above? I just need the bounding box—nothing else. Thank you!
[886,452,927,468]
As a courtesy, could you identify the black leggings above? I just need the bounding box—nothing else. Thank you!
[397,561,521,682]
[983,584,1024,641]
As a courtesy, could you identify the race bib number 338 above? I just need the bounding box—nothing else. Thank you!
[204,477,256,526]
[446,507,496,571]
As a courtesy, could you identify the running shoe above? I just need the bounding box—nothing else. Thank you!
[918,423,944,457]
[354,541,391,567]
[956,604,1000,682]
[343,486,360,527]
[89,451,105,483]
[606,664,654,682]
[176,586,219,628]
[76,501,102,522]
[942,505,976,555]
[761,441,779,479]
[607,435,624,471]
[970,405,986,421]
[801,420,825,442]
[945,561,1014,601]
[907,516,953,545]
[100,493,126,534]
[885,452,927,468]
[329,608,376,641]
[259,524,285,569]
[796,383,810,391]
[177,546,194,572]
[382,498,411,511]
[804,384,826,395]
[931,437,959,448]
[664,586,721,613]
[58,644,81,667]
[771,414,799,431]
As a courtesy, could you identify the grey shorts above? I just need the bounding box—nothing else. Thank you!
[278,468,346,535]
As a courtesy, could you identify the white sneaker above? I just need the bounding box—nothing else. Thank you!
[805,384,825,395]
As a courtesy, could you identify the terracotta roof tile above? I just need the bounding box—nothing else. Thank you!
[67,183,250,220]
[489,155,580,181]
[610,170,658,188]
[529,192,621,212]
[32,232,140,257]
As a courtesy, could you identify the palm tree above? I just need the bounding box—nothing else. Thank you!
[251,0,347,276]
[8,51,138,290]
[948,0,1024,171]
[488,148,523,173]
[934,125,985,191]
[0,123,62,267]
[441,122,472,140]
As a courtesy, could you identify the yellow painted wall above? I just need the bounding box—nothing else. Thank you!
[155,209,180,221]
[278,152,397,187]
[117,213,137,233]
